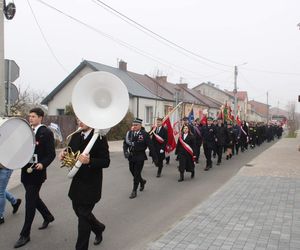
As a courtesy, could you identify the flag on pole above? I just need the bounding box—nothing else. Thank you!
[223,102,228,122]
[188,107,194,123]
[160,102,182,153]
[236,106,242,126]
[218,105,224,120]
[200,109,208,125]
[162,117,176,153]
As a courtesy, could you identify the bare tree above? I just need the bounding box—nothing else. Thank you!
[10,85,47,117]
[287,101,296,121]
[286,101,300,137]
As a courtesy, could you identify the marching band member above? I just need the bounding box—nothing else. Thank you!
[60,118,110,250]
[14,108,56,248]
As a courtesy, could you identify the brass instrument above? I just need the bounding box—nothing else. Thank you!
[60,128,82,170]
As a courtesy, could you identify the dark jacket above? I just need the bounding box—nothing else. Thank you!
[151,126,168,161]
[21,125,56,185]
[215,124,226,146]
[68,130,110,205]
[225,127,236,147]
[201,125,217,149]
[123,129,157,163]
[193,124,203,146]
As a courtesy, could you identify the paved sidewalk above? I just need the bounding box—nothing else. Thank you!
[7,140,124,190]
[148,136,300,250]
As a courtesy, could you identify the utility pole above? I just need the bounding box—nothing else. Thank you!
[233,65,238,119]
[266,91,269,123]
[0,0,5,116]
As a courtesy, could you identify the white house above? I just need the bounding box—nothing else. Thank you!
[42,60,174,131]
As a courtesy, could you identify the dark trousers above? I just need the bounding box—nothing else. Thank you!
[194,143,202,161]
[156,159,164,175]
[20,183,53,237]
[203,144,213,167]
[216,144,223,163]
[165,156,170,164]
[72,202,105,250]
[234,142,240,155]
[129,161,145,191]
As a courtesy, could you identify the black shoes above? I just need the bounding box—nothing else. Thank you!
[14,236,30,248]
[139,180,146,191]
[216,161,221,166]
[156,173,161,178]
[178,173,184,182]
[0,217,4,224]
[129,191,137,199]
[94,225,105,245]
[191,171,195,179]
[12,199,22,214]
[38,215,55,230]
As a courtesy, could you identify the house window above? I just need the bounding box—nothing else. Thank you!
[145,106,153,124]
[57,109,65,115]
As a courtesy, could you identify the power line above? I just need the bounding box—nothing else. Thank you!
[243,67,300,76]
[91,0,232,70]
[26,0,68,72]
[33,0,223,81]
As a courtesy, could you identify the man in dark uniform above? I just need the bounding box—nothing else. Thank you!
[193,118,203,164]
[232,122,241,155]
[60,118,110,250]
[215,118,226,165]
[248,122,256,149]
[14,108,56,248]
[201,117,217,171]
[123,118,157,199]
[151,117,168,177]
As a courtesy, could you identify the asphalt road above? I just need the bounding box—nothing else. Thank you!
[0,141,276,250]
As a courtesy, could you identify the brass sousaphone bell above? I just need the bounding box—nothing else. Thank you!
[64,71,129,178]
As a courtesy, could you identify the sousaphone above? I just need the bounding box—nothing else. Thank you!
[66,71,129,178]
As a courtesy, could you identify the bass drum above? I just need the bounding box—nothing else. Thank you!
[0,117,35,169]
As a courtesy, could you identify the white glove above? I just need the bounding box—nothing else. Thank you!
[160,149,164,153]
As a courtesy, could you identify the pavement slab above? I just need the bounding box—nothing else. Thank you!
[148,136,300,250]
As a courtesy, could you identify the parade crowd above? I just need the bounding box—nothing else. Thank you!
[0,107,284,250]
[123,116,284,194]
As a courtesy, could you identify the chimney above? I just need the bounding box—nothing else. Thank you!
[156,76,167,83]
[176,83,188,89]
[118,60,127,71]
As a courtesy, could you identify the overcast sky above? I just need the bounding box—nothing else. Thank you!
[4,0,300,111]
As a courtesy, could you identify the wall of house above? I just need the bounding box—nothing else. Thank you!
[130,98,173,131]
[248,111,267,123]
[237,99,248,121]
[47,66,94,115]
[194,84,233,105]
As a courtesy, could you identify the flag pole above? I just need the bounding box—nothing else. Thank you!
[149,102,183,134]
[163,101,183,123]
